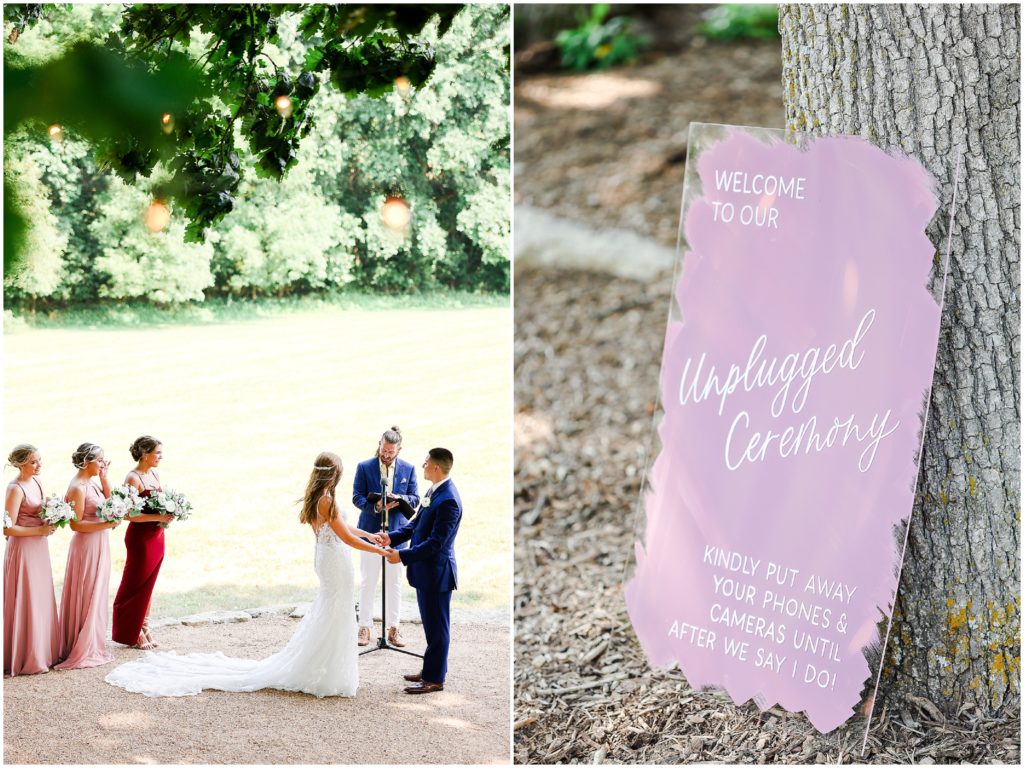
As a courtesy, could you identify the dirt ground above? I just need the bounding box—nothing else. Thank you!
[514,5,785,247]
[513,267,1020,765]
[512,6,1019,765]
[3,611,509,764]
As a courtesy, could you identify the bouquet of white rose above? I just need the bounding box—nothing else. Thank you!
[96,485,147,524]
[4,512,12,531]
[146,488,192,528]
[39,496,76,528]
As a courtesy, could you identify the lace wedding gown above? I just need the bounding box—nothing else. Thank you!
[105,523,358,698]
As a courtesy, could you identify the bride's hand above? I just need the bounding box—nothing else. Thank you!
[384,548,401,564]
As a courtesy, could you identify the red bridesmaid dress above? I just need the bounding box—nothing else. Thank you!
[111,472,164,646]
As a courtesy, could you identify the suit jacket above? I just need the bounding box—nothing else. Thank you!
[391,478,461,592]
[352,456,420,542]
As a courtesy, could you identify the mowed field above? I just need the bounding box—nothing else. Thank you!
[3,303,511,618]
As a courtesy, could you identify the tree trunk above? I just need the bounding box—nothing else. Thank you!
[779,4,1019,717]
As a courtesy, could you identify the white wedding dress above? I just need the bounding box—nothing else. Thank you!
[105,523,358,698]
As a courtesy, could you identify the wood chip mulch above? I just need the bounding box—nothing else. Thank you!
[513,264,1020,765]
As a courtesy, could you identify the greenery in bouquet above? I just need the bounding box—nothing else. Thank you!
[96,484,146,523]
[146,488,193,528]
[39,495,75,528]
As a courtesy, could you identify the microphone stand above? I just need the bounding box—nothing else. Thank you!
[360,472,423,659]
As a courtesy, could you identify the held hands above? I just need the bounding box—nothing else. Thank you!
[378,532,392,547]
[384,548,401,564]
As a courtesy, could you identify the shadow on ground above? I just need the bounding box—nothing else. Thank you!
[4,613,509,764]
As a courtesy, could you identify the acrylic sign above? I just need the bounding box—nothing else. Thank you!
[624,124,951,733]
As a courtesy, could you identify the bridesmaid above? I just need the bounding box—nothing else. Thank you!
[55,443,120,670]
[3,444,60,676]
[111,436,172,650]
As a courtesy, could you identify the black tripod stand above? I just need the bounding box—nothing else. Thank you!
[360,475,423,660]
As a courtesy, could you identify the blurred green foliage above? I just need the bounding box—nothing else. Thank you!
[3,3,462,263]
[554,4,648,71]
[3,39,202,278]
[696,4,780,41]
[4,4,509,307]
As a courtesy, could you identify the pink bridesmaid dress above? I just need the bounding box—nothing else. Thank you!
[3,477,60,676]
[55,482,114,670]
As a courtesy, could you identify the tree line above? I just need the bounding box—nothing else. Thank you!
[4,4,509,309]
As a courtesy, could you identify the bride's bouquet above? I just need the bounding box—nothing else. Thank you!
[96,485,146,524]
[4,512,12,531]
[146,488,193,528]
[39,496,76,528]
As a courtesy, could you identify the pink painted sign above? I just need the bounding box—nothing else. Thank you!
[625,124,951,733]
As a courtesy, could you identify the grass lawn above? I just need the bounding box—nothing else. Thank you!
[4,301,511,619]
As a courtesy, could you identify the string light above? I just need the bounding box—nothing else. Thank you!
[161,113,174,134]
[274,95,293,118]
[394,76,411,94]
[381,195,411,231]
[48,124,63,142]
[144,200,171,233]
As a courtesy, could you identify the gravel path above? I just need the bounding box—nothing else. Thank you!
[514,7,784,246]
[4,610,509,764]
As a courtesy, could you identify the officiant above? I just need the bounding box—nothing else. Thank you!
[352,426,420,648]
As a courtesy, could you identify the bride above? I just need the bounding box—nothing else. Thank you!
[105,452,392,698]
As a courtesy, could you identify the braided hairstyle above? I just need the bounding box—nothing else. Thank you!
[299,452,343,526]
[7,444,38,469]
[71,443,103,469]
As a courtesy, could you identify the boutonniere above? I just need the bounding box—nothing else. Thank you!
[420,496,431,509]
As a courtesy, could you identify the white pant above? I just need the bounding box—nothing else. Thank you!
[358,550,402,628]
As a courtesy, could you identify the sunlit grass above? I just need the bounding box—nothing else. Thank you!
[3,301,512,618]
[5,290,506,331]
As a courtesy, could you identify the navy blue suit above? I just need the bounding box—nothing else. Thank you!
[390,478,462,683]
[352,457,419,550]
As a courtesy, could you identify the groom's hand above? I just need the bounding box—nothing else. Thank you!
[378,532,391,547]
[385,549,401,564]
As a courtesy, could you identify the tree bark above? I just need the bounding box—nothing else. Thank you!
[779,4,1019,717]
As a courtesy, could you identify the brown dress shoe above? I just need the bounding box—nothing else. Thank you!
[387,626,406,648]
[404,680,444,694]
[403,673,422,683]
[358,626,371,646]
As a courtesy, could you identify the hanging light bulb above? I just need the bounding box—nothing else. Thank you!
[274,95,293,118]
[381,195,411,231]
[144,199,171,233]
[161,113,174,134]
[48,124,63,142]
[394,76,411,94]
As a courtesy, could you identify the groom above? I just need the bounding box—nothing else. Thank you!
[383,447,462,694]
